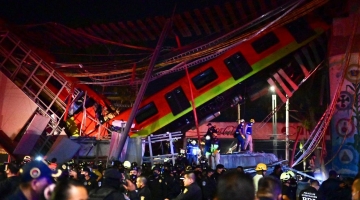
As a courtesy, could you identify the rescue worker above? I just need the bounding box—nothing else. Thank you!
[204,123,216,156]
[147,166,168,200]
[234,119,246,152]
[213,164,225,182]
[244,119,255,152]
[88,167,139,200]
[253,163,267,193]
[129,166,139,184]
[206,131,220,169]
[287,171,298,200]
[206,123,216,135]
[136,176,152,200]
[280,171,296,200]
[201,168,216,200]
[163,166,181,199]
[80,167,97,193]
[168,171,202,200]
[186,140,200,166]
[299,179,321,200]
[318,170,342,200]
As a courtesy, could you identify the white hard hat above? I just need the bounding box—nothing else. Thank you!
[123,160,131,169]
[280,172,291,181]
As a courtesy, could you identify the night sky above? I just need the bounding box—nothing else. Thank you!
[0,0,223,26]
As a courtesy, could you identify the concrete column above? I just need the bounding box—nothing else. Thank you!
[124,137,143,164]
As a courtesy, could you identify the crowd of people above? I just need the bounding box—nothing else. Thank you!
[0,155,359,200]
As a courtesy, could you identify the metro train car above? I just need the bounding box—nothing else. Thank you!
[75,15,329,138]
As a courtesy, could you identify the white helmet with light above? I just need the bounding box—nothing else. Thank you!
[123,160,131,169]
[280,172,291,181]
[287,171,296,178]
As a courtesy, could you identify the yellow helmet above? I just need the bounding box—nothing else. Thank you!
[250,119,255,123]
[255,163,267,171]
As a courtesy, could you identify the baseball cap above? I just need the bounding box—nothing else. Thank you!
[130,166,138,171]
[104,168,122,180]
[20,160,62,183]
[152,166,160,171]
[82,167,91,173]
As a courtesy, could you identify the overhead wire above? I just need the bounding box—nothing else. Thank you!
[16,22,154,52]
[77,0,328,85]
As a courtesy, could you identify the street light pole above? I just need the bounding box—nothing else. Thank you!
[237,103,241,124]
[285,95,289,161]
[270,86,277,156]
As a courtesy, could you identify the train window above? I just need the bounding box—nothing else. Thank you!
[192,67,218,89]
[224,52,253,80]
[285,17,316,44]
[251,32,280,54]
[135,102,158,124]
[165,87,191,116]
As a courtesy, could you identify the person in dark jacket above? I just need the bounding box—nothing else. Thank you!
[269,165,282,180]
[318,170,342,200]
[215,170,255,200]
[234,119,246,152]
[6,160,62,200]
[299,179,321,200]
[168,171,202,200]
[201,168,216,200]
[80,167,97,193]
[89,167,139,200]
[136,176,152,200]
[257,176,282,200]
[148,167,168,200]
[0,163,20,199]
[50,179,88,200]
[164,168,181,199]
[213,164,225,182]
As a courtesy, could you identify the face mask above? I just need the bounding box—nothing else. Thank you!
[78,174,85,180]
[130,174,137,181]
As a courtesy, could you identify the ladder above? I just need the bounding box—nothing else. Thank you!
[0,31,81,154]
